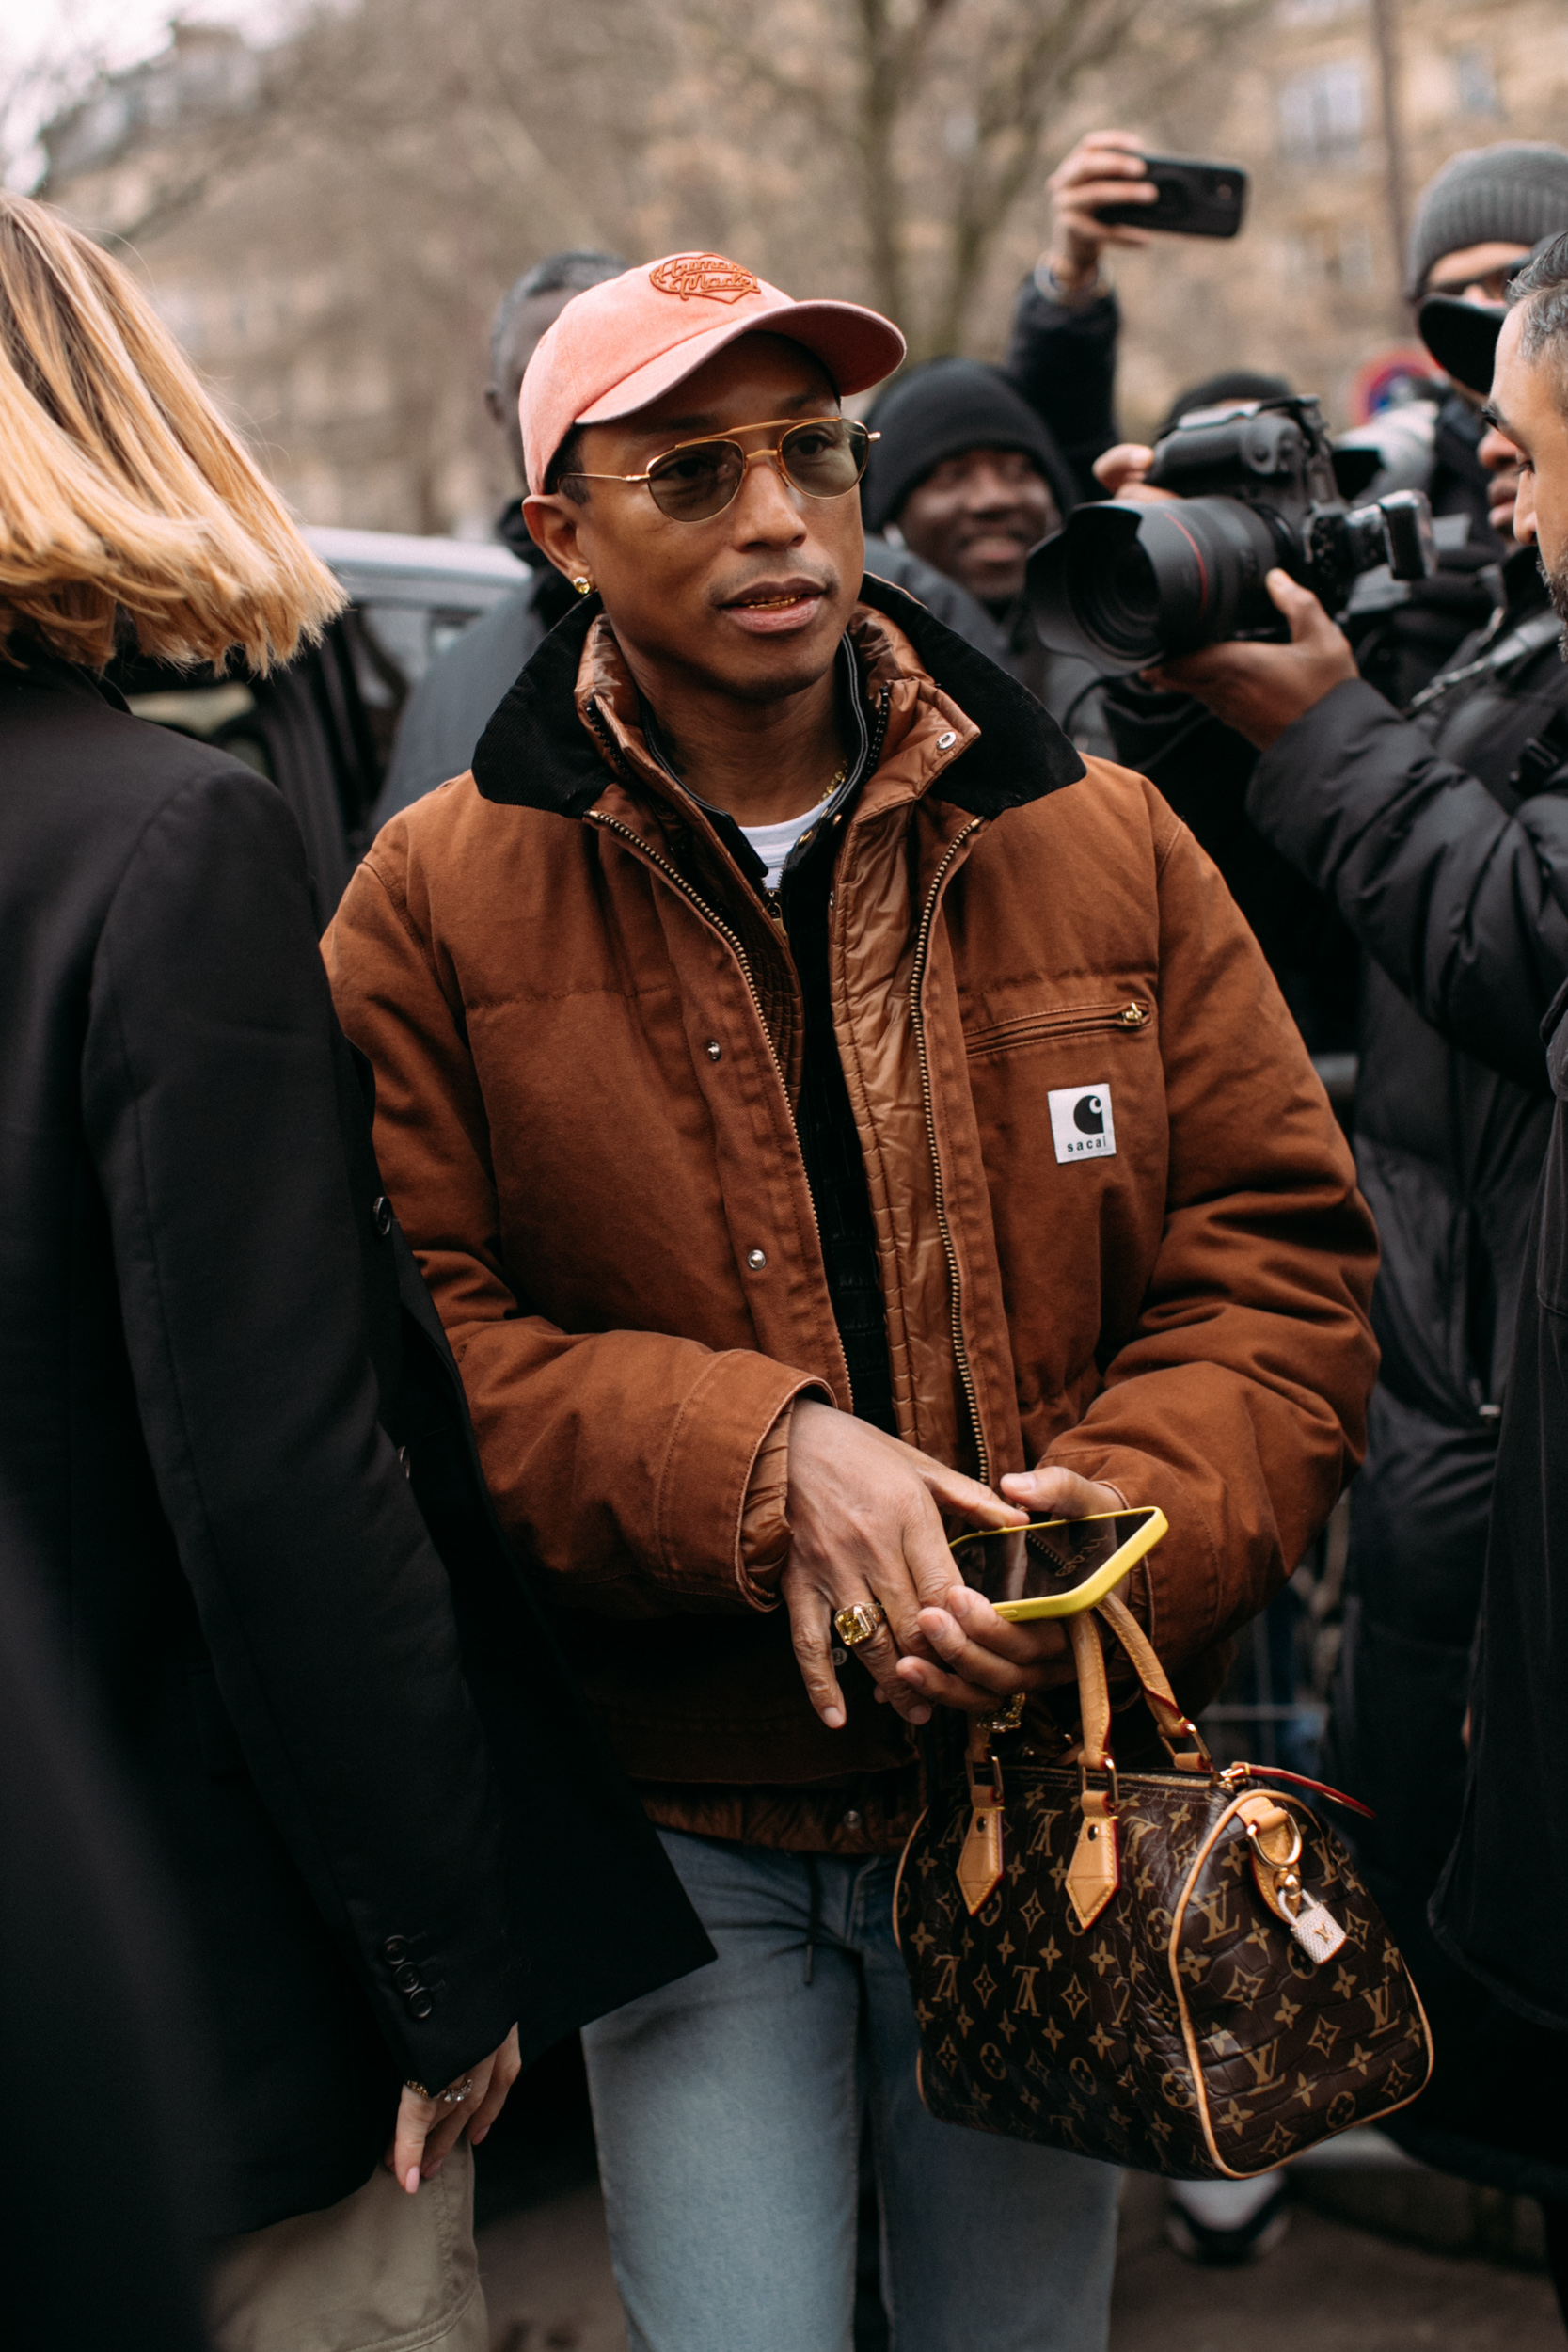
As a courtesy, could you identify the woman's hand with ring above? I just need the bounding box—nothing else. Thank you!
[387,2023,521,2193]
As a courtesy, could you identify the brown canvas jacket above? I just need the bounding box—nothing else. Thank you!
[326,575,1378,1841]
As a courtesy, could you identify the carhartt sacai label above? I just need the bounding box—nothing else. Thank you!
[1048,1084,1117,1164]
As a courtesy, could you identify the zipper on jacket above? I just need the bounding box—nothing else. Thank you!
[583,803,821,1262]
[909,818,990,1488]
[964,997,1150,1057]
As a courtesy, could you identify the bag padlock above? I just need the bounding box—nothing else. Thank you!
[1242,1799,1346,1965]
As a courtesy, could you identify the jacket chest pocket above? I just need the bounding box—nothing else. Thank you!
[963,995,1152,1061]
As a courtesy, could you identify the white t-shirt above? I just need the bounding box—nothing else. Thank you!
[738,806,825,892]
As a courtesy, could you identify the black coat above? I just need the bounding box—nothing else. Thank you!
[0,1502,208,2349]
[0,657,710,2237]
[1242,559,1568,2192]
[1434,977,1568,2036]
[1003,275,1120,504]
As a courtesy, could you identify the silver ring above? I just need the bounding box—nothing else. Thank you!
[438,2074,473,2106]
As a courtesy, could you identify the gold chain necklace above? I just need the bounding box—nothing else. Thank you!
[809,759,849,812]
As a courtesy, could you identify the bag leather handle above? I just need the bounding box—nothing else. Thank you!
[1071,1592,1211,1777]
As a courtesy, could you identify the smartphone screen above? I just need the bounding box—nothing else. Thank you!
[1096,155,1248,240]
[952,1509,1164,1609]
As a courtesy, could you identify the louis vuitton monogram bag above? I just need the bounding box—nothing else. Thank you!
[893,1590,1433,2178]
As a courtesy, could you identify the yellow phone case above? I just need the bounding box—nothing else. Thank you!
[950,1506,1168,1620]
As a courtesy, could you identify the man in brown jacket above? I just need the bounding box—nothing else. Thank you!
[327,256,1378,2352]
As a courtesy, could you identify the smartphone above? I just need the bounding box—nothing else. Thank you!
[1096,155,1247,240]
[948,1507,1167,1620]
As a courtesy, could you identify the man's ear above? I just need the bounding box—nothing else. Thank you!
[523,493,588,580]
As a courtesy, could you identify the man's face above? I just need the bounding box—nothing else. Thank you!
[1487,301,1568,630]
[1425,239,1534,305]
[525,332,863,708]
[895,448,1058,608]
[485,290,581,485]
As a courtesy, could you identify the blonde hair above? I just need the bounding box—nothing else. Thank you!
[0,193,342,671]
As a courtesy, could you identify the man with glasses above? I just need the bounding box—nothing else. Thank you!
[326,254,1376,2352]
[1124,209,1568,2220]
[1402,143,1568,555]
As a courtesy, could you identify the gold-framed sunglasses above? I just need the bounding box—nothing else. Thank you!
[560,415,877,524]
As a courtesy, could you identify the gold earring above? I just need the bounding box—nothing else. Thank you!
[573,575,594,596]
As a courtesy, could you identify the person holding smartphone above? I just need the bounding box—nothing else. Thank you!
[327,251,1377,2350]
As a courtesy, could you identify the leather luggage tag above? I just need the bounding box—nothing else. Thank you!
[1239,1794,1346,1965]
[1066,1787,1120,1930]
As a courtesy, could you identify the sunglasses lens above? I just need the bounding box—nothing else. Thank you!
[782,418,868,498]
[647,440,744,520]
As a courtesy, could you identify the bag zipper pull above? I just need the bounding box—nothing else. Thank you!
[1240,1800,1347,1965]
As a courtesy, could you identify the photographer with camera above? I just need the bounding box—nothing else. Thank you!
[1051,241,1568,2225]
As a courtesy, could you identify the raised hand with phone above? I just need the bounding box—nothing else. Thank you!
[1043,128,1160,298]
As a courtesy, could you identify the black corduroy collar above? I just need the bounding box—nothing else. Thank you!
[469,569,1085,824]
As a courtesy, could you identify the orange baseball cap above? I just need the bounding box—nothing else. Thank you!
[520,251,907,493]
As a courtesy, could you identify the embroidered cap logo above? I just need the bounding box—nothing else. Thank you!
[649,254,761,305]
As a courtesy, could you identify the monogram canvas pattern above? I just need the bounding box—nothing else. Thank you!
[895,1761,1433,2180]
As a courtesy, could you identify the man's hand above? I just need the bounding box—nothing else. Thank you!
[1045,130,1155,294]
[1146,568,1358,749]
[780,1402,1026,1730]
[387,2024,521,2194]
[896,1465,1123,1713]
[1092,443,1178,504]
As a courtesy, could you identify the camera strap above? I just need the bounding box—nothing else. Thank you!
[1406,606,1561,719]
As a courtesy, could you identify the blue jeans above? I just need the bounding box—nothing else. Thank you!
[581,1829,1120,2352]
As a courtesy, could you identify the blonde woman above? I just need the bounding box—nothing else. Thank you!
[0,196,705,2349]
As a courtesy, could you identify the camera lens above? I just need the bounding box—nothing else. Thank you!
[1064,531,1161,661]
[1027,495,1281,675]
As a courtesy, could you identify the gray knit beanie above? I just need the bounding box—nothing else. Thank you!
[1407,142,1568,298]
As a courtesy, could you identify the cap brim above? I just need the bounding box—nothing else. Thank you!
[1418,294,1504,396]
[576,299,906,425]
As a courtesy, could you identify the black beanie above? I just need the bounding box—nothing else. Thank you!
[862,358,1074,533]
[1156,370,1292,440]
[1406,142,1568,298]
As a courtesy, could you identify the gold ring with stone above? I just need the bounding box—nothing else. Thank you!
[833,1601,887,1648]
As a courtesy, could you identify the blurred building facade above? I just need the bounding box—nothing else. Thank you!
[37,0,1568,531]
[1104,0,1568,433]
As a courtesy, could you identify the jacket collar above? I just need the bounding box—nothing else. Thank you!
[0,644,130,712]
[470,570,1085,824]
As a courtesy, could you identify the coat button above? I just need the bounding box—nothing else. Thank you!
[705,1040,722,1061]
[937,730,958,750]
[372,1195,393,1237]
[408,1993,434,2020]
[393,1963,420,1993]
[383,1935,407,1963]
[844,1808,863,1832]
[746,1248,767,1271]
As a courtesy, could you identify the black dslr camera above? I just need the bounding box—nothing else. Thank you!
[1027,394,1435,675]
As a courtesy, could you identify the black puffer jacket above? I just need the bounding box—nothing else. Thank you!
[1243,548,1568,2190]
[1434,976,1568,2032]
